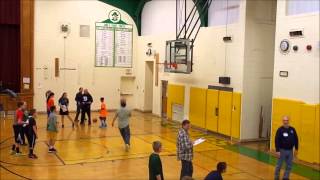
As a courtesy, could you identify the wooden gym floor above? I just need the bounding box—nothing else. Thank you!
[0,111,318,180]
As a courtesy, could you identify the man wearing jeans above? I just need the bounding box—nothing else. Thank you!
[177,120,193,179]
[274,116,299,180]
[112,99,131,151]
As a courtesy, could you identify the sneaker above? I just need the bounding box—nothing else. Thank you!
[52,148,57,152]
[29,154,38,159]
[15,152,22,156]
[48,148,55,153]
[20,143,27,146]
[125,144,130,152]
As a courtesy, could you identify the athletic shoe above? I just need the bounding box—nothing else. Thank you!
[52,148,57,152]
[15,152,22,156]
[20,143,27,146]
[48,148,55,153]
[125,144,130,152]
[29,154,38,159]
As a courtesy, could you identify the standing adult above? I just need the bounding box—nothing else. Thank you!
[177,120,193,179]
[74,87,83,122]
[80,89,93,125]
[274,116,299,180]
[112,99,132,151]
[58,92,74,128]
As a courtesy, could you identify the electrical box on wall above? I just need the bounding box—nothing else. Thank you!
[219,76,231,85]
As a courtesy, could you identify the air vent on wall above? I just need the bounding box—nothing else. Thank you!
[289,29,303,37]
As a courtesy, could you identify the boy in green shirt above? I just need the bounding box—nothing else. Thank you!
[47,106,58,153]
[149,141,164,180]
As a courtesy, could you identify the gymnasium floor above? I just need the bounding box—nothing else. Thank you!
[0,112,318,180]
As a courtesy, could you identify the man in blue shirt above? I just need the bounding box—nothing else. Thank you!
[274,116,299,180]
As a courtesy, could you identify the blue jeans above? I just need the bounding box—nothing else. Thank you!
[119,125,130,145]
[274,149,293,180]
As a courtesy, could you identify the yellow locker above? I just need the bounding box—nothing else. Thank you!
[189,87,207,128]
[315,104,320,164]
[167,84,185,120]
[206,89,219,132]
[218,91,233,136]
[298,104,316,163]
[271,99,303,151]
[231,93,241,139]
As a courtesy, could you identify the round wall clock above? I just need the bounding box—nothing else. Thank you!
[280,39,290,53]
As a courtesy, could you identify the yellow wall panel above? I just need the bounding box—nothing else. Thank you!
[218,91,233,136]
[298,104,316,163]
[315,104,320,164]
[271,99,303,151]
[231,92,241,139]
[206,89,219,132]
[167,84,185,119]
[189,87,207,128]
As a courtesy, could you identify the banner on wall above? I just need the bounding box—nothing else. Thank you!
[95,10,133,68]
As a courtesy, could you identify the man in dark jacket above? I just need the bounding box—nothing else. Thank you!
[274,116,298,180]
[80,89,93,125]
[74,87,83,122]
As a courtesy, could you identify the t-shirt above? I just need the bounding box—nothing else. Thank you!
[116,107,131,129]
[100,102,108,117]
[148,153,164,180]
[59,97,69,112]
[26,116,37,135]
[47,98,54,111]
[204,171,223,180]
[14,109,24,125]
[47,112,58,132]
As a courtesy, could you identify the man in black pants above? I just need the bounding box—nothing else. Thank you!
[80,89,93,125]
[74,87,83,122]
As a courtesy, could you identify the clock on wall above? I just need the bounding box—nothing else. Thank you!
[280,39,290,53]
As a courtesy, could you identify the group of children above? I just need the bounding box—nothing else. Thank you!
[11,101,38,159]
[11,88,132,158]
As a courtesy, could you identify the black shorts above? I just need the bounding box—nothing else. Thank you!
[13,125,22,143]
[99,117,106,120]
[59,109,69,115]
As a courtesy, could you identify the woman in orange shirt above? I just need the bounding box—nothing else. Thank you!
[46,92,55,117]
[99,97,108,128]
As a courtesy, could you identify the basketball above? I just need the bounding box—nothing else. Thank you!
[93,118,98,123]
